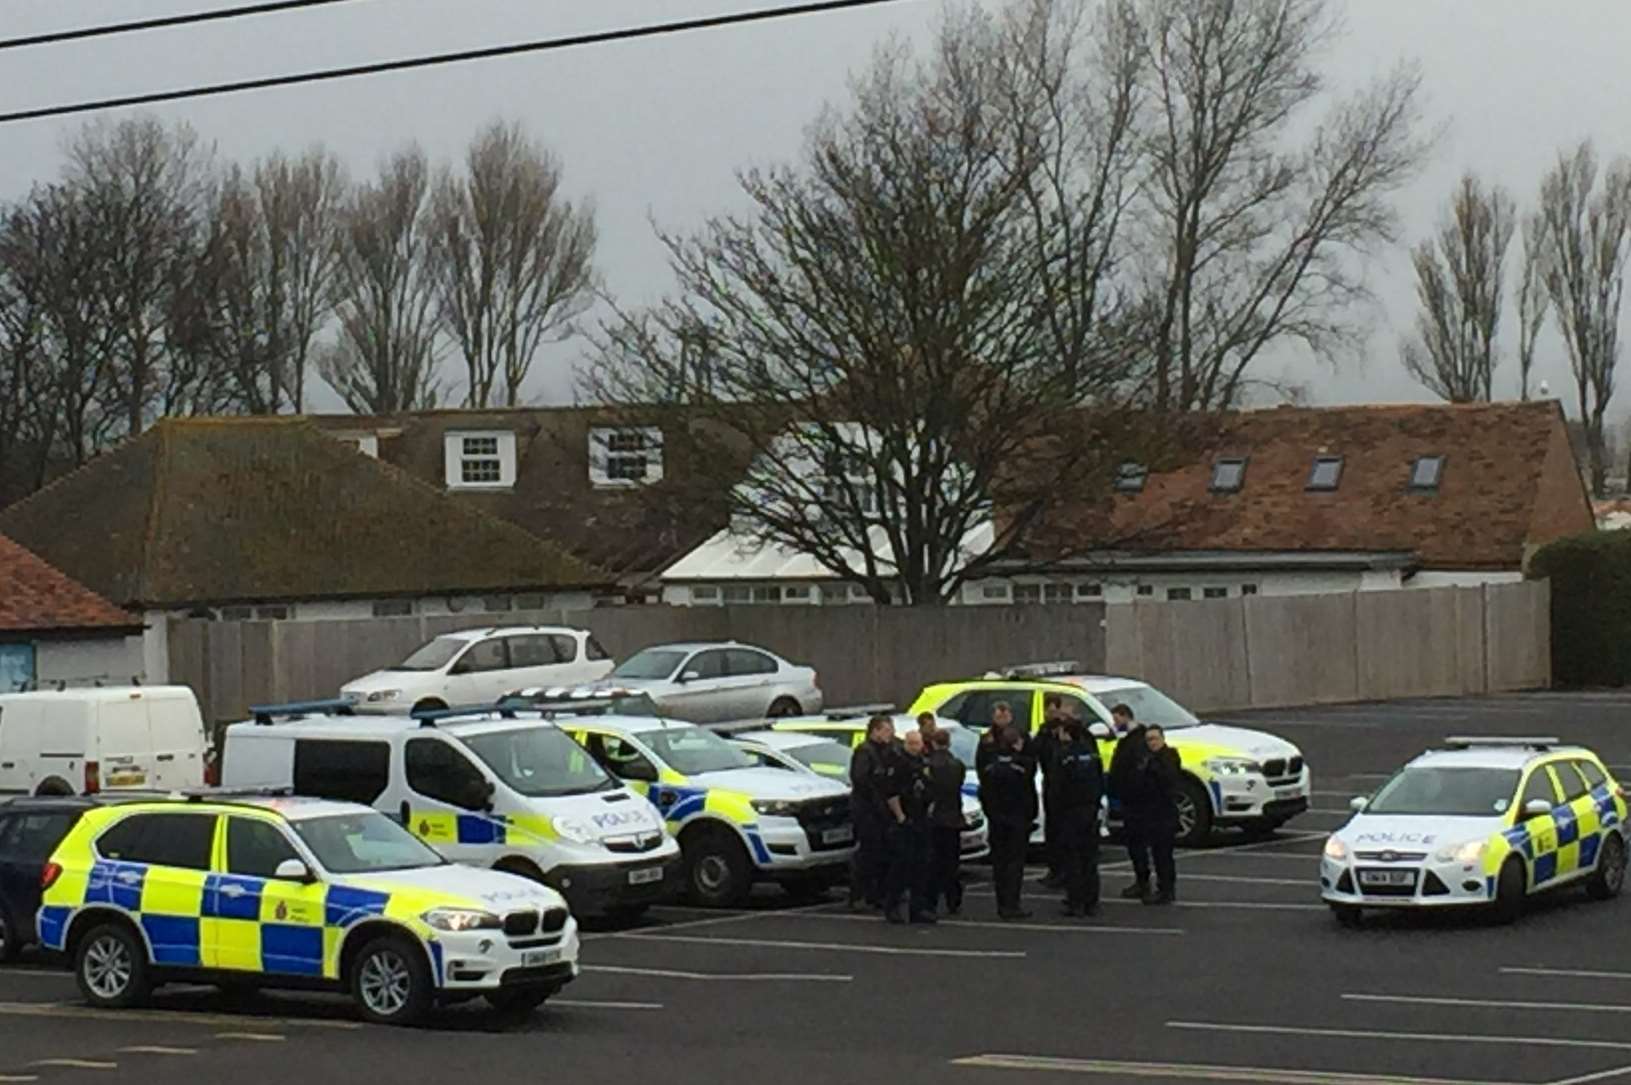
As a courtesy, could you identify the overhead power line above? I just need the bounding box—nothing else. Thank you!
[0,0,368,53]
[0,0,916,126]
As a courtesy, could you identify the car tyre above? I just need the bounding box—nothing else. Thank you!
[350,936,433,1027]
[485,986,554,1018]
[0,909,18,963]
[1587,833,1627,901]
[74,922,151,1009]
[1173,777,1214,848]
[1329,903,1363,928]
[766,697,802,719]
[683,825,752,908]
[1490,857,1527,925]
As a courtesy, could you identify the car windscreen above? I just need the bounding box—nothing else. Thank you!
[611,649,688,681]
[388,636,465,672]
[643,727,756,775]
[292,811,447,874]
[462,726,616,797]
[786,740,853,781]
[1096,685,1199,729]
[1365,767,1521,817]
[945,728,979,769]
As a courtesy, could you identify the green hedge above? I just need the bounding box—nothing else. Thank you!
[1529,530,1631,687]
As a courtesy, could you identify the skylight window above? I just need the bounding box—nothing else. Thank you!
[1115,462,1148,493]
[1307,455,1344,491]
[1210,457,1247,493]
[1409,455,1445,492]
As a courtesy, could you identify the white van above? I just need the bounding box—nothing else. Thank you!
[0,686,209,797]
[220,701,684,918]
[340,626,615,713]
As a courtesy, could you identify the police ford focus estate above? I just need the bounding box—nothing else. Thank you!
[1321,737,1628,925]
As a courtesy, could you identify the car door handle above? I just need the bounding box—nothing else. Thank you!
[220,883,247,898]
[156,754,175,762]
[0,762,13,769]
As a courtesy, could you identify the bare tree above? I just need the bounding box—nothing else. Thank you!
[1401,172,1516,402]
[64,117,220,440]
[586,7,1161,605]
[1534,141,1631,496]
[1516,209,1550,401]
[1131,0,1429,410]
[320,147,443,414]
[431,121,597,407]
[209,149,347,413]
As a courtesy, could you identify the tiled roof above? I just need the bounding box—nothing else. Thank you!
[0,418,609,608]
[0,533,141,633]
[1035,400,1592,570]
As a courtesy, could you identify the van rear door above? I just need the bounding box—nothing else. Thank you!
[95,696,155,791]
[0,703,25,795]
[146,692,207,790]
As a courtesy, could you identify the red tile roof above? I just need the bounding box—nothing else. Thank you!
[1038,401,1593,571]
[0,532,141,633]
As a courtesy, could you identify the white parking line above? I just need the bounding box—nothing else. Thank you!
[583,964,853,982]
[1345,993,1631,1015]
[1501,967,1631,982]
[1103,899,1323,912]
[612,933,1026,959]
[1181,851,1317,862]
[31,1059,118,1069]
[117,1047,197,1056]
[1170,873,1309,887]
[1166,1021,1631,1053]
[952,1053,1525,1085]
[1552,1065,1631,1085]
[0,1001,361,1030]
[788,912,1184,936]
[552,999,665,1010]
[584,898,843,941]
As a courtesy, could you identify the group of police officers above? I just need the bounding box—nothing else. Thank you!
[848,699,1184,924]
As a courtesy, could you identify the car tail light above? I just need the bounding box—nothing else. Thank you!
[41,863,62,890]
[204,752,220,787]
[83,761,99,795]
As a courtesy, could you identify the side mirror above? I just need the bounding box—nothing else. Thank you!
[620,760,659,783]
[1522,798,1553,820]
[274,859,313,883]
[679,671,700,684]
[1349,796,1369,812]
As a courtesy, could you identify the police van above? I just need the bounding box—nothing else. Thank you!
[220,701,682,918]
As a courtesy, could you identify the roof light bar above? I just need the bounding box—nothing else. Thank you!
[249,699,356,725]
[1443,735,1559,751]
[990,660,1083,679]
[821,703,898,720]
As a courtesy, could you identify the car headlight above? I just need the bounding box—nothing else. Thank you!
[1433,840,1486,865]
[751,799,798,817]
[366,689,402,703]
[552,817,596,844]
[1205,757,1262,776]
[1323,836,1348,861]
[422,907,502,932]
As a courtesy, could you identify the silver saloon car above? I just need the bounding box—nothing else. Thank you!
[606,642,823,724]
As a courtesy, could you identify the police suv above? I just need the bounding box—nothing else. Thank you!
[1321,736,1628,925]
[221,701,682,918]
[37,792,578,1025]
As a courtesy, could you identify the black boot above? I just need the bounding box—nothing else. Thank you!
[1120,882,1149,900]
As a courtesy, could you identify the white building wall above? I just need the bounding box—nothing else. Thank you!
[1408,570,1525,590]
[36,635,147,686]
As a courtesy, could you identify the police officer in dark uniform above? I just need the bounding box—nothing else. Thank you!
[1106,703,1154,900]
[848,715,901,911]
[925,728,967,916]
[978,719,1035,921]
[1034,695,1069,888]
[883,730,936,924]
[1139,725,1182,905]
[1052,720,1104,917]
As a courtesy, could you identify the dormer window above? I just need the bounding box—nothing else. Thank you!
[590,427,664,487]
[1210,456,1247,493]
[1115,462,1147,493]
[444,430,516,489]
[1409,455,1445,492]
[1307,455,1343,491]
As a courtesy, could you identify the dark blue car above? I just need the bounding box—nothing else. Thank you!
[0,797,103,960]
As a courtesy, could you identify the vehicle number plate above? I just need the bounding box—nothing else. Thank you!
[628,867,664,885]
[521,948,562,968]
[1358,870,1415,887]
[821,826,854,845]
[107,772,147,787]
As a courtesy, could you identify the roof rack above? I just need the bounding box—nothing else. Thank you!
[821,703,898,720]
[1443,735,1560,751]
[161,785,297,803]
[410,702,521,727]
[249,699,356,725]
[503,685,643,703]
[987,660,1083,680]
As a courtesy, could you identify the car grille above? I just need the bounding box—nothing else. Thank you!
[503,910,539,937]
[604,831,664,854]
[794,796,854,851]
[1262,756,1304,785]
[1354,850,1428,862]
[541,906,568,934]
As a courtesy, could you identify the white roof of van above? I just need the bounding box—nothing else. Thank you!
[226,712,567,738]
[0,686,195,703]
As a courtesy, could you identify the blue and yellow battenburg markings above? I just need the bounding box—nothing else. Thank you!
[631,781,772,865]
[1487,783,1625,894]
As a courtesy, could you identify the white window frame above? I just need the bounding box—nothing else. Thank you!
[589,427,664,488]
[444,430,517,490]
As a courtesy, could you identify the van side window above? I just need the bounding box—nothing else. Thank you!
[97,813,215,870]
[293,740,389,805]
[457,639,509,674]
[405,738,490,810]
[227,817,301,878]
[549,634,579,663]
[586,636,610,661]
[506,635,556,668]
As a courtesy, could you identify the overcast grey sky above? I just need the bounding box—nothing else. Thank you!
[3,0,1631,413]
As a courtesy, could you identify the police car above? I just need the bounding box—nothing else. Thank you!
[534,704,853,907]
[36,792,579,1025]
[729,724,991,860]
[221,700,682,918]
[908,663,1311,845]
[1321,737,1629,926]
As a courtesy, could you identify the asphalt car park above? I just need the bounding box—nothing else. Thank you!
[2,690,1630,1085]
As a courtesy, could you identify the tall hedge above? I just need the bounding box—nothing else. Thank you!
[1529,530,1631,687]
